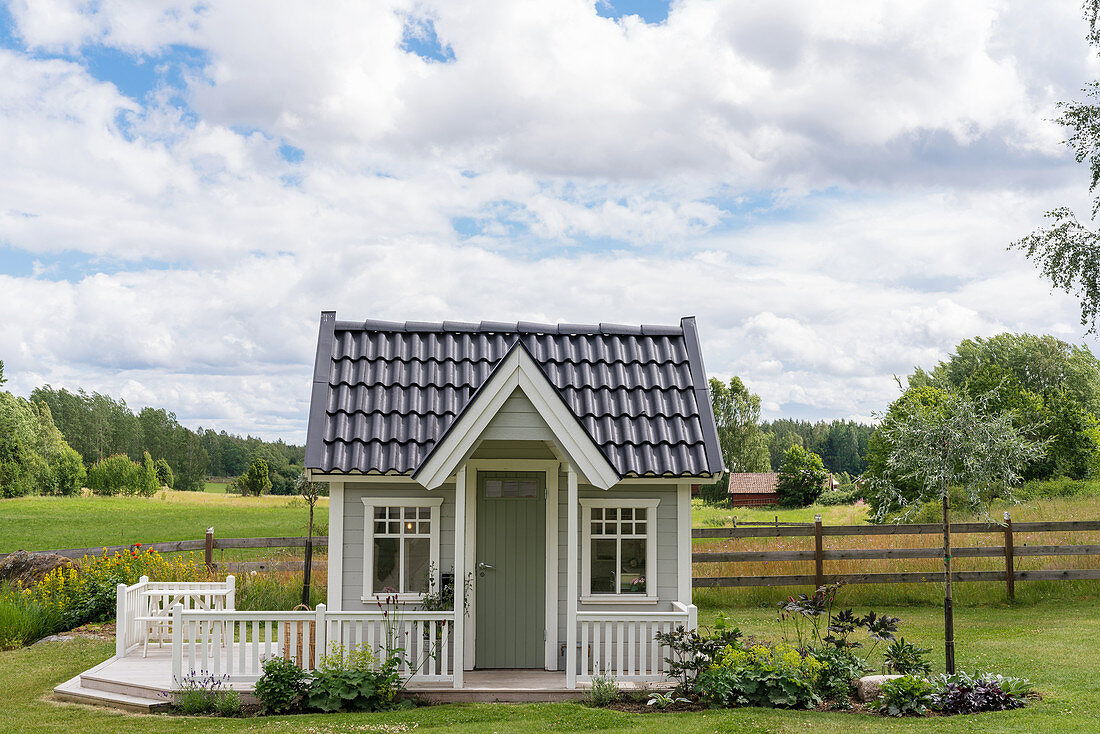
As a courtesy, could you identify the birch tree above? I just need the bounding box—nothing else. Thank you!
[872,389,1043,673]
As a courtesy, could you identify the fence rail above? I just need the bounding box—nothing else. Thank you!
[0,530,328,565]
[692,514,1100,597]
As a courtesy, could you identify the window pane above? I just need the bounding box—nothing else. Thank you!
[502,480,519,497]
[387,506,401,519]
[606,508,617,520]
[635,508,646,520]
[419,506,431,519]
[621,508,632,520]
[592,507,603,520]
[485,480,502,498]
[388,521,400,534]
[591,539,617,594]
[620,539,647,594]
[374,507,386,519]
[404,506,418,520]
[620,522,633,535]
[404,537,431,593]
[591,522,603,535]
[373,537,399,593]
[418,521,431,534]
[519,480,537,497]
[374,521,387,535]
[634,521,646,535]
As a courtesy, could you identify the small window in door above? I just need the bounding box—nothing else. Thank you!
[480,471,542,499]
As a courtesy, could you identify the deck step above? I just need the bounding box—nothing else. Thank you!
[53,675,168,713]
[81,671,169,701]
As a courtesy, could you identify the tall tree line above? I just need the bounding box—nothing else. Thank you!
[31,386,303,493]
[760,419,873,476]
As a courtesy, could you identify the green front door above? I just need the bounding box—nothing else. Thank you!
[475,471,546,668]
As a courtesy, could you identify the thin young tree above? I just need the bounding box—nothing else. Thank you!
[872,389,1043,673]
[295,472,325,607]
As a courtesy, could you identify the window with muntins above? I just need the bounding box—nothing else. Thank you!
[362,497,443,599]
[580,498,659,601]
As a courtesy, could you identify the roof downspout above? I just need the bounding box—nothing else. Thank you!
[681,316,726,474]
[304,311,337,470]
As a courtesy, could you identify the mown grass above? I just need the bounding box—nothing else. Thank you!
[1,602,1097,733]
[204,481,230,494]
[0,490,328,553]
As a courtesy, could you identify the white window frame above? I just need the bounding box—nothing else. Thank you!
[361,496,445,603]
[579,497,660,604]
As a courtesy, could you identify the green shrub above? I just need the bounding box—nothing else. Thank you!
[817,488,859,506]
[876,675,934,717]
[48,445,86,495]
[884,638,932,677]
[809,646,865,704]
[254,656,310,714]
[696,642,822,709]
[87,454,141,496]
[139,451,159,496]
[231,458,272,496]
[586,672,620,706]
[306,643,406,713]
[215,688,243,717]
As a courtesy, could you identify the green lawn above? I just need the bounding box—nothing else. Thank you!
[204,481,230,494]
[0,492,327,553]
[1,602,1096,733]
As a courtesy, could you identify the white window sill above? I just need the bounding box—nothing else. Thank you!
[579,596,660,605]
[360,594,425,605]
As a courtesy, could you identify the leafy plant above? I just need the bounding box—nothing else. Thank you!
[254,656,309,714]
[646,691,691,709]
[809,646,865,705]
[696,642,822,709]
[884,638,932,676]
[932,671,1030,714]
[306,643,406,713]
[215,688,242,717]
[586,672,620,706]
[877,675,934,717]
[655,624,742,694]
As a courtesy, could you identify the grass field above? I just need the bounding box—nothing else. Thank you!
[1,602,1096,733]
[204,481,230,494]
[0,491,328,553]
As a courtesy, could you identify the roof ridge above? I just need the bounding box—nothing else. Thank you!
[333,318,684,336]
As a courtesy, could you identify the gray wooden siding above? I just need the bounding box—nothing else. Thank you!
[470,439,557,460]
[479,388,554,442]
[555,480,682,669]
[341,481,456,611]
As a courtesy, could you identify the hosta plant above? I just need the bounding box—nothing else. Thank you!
[876,675,934,717]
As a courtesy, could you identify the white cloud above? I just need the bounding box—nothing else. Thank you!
[1,0,1099,440]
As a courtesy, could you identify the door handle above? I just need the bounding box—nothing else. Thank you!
[477,562,495,570]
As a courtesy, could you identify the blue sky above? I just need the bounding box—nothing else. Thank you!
[0,0,1095,441]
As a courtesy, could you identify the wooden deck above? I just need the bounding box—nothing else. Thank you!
[53,646,668,710]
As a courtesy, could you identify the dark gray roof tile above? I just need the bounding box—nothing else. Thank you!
[305,315,725,478]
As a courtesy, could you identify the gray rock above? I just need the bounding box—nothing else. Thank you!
[0,550,80,587]
[856,674,905,702]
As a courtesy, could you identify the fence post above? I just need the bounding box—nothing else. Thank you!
[314,603,327,670]
[171,603,184,687]
[205,527,215,572]
[115,582,127,657]
[226,575,236,610]
[1004,511,1015,601]
[814,514,824,591]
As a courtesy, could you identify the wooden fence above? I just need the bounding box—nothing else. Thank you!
[692,513,1100,599]
[0,529,328,573]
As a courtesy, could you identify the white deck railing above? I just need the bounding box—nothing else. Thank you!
[575,602,696,682]
[115,576,236,658]
[169,604,457,686]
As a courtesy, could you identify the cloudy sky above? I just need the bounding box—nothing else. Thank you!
[1,0,1098,442]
